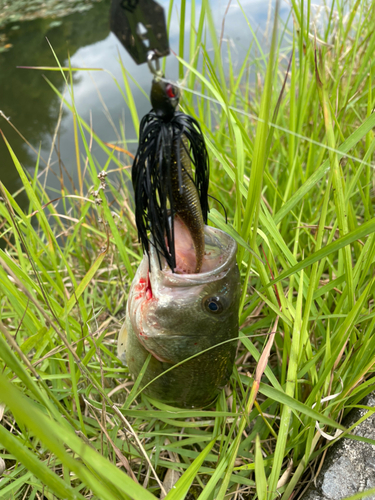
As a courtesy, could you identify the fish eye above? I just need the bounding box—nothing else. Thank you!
[203,296,223,314]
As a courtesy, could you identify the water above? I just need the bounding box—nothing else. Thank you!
[0,0,293,211]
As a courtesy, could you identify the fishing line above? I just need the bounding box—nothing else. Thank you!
[161,77,375,171]
[208,194,228,223]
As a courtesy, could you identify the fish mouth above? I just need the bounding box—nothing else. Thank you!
[150,225,238,287]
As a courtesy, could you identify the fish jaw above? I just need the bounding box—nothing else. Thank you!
[134,225,239,360]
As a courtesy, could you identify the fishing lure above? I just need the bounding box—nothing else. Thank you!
[132,69,209,273]
[111,0,209,272]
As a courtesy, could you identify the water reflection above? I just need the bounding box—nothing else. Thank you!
[0,0,112,201]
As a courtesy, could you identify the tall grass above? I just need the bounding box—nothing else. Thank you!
[2,0,375,498]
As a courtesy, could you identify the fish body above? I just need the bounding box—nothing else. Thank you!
[118,225,240,408]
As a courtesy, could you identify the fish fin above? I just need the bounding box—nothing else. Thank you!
[117,320,128,365]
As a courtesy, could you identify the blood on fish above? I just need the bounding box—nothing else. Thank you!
[134,275,153,299]
[134,277,146,294]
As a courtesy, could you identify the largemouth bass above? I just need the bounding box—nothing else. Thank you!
[118,222,240,408]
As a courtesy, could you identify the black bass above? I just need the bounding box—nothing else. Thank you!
[118,222,240,408]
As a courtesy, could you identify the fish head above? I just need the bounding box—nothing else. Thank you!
[126,226,240,364]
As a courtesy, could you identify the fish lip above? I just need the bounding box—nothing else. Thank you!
[149,225,238,287]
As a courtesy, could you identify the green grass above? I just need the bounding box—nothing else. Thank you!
[2,0,375,498]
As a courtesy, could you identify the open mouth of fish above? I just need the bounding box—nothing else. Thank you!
[168,215,226,275]
[130,221,237,306]
[119,220,239,365]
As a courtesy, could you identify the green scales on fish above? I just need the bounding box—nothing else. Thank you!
[118,76,241,407]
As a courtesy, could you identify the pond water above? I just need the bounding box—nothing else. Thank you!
[0,0,293,212]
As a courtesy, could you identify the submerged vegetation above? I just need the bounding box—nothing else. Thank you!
[0,0,107,52]
[1,0,375,498]
[0,0,105,29]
